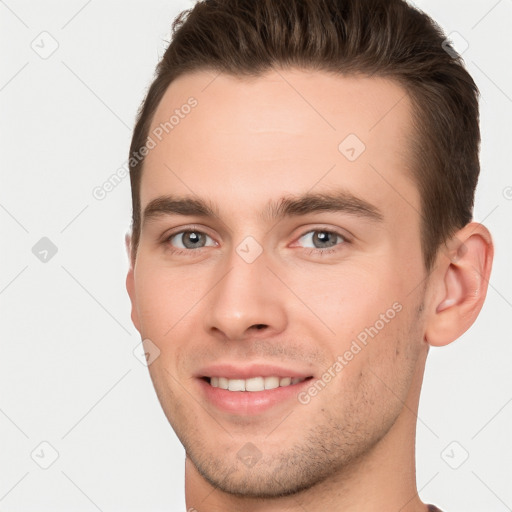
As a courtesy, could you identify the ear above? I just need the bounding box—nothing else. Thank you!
[125,231,141,333]
[425,222,493,347]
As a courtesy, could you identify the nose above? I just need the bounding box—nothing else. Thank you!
[202,246,288,341]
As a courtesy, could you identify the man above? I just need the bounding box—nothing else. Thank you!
[125,0,493,510]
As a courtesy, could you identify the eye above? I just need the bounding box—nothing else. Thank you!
[296,229,347,251]
[167,230,216,250]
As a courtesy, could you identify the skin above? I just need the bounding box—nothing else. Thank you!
[125,69,493,512]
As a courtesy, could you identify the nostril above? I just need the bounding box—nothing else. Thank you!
[253,324,267,330]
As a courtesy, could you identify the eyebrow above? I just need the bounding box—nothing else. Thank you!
[142,190,384,226]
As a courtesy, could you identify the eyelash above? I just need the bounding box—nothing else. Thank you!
[162,226,350,257]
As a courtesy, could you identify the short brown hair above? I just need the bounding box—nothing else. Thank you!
[128,0,480,270]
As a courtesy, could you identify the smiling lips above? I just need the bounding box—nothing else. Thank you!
[196,364,314,414]
[208,375,308,392]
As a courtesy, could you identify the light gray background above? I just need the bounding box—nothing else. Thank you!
[1,0,511,510]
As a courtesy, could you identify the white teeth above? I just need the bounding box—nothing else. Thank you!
[264,376,280,390]
[209,376,306,391]
[245,377,264,391]
[227,379,245,391]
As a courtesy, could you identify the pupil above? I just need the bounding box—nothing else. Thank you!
[184,231,203,248]
[314,231,336,248]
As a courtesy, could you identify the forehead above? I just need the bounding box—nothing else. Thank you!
[140,69,419,225]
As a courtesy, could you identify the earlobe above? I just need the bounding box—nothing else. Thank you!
[425,222,493,347]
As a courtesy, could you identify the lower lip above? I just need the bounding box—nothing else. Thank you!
[198,378,312,415]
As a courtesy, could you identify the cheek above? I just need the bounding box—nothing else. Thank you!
[317,305,422,432]
[287,263,402,331]
[134,263,200,334]
[293,264,416,380]
[133,262,214,381]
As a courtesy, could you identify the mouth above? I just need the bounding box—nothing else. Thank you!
[196,365,315,415]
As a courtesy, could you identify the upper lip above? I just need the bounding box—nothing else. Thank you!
[196,363,314,380]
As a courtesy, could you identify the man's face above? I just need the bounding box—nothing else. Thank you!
[127,69,432,496]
